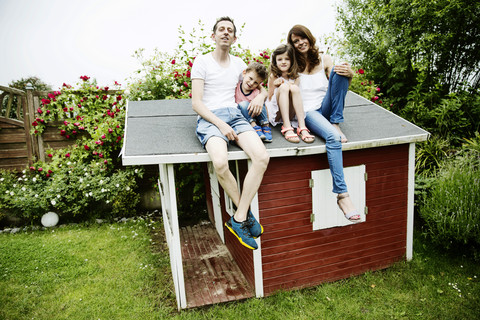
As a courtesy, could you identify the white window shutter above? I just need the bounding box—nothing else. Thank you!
[311,165,366,230]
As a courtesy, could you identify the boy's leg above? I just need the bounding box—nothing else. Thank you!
[237,101,254,124]
[238,101,265,140]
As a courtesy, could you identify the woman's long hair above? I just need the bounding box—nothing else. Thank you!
[287,25,320,73]
[269,44,299,80]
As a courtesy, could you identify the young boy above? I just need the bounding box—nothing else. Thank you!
[235,62,272,142]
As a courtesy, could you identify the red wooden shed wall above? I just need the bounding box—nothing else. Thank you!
[259,144,409,295]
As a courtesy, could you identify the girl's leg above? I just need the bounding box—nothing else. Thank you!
[277,83,299,143]
[321,70,350,142]
[290,84,314,143]
[277,83,293,128]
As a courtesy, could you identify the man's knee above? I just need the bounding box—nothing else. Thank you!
[211,156,229,176]
[253,149,270,171]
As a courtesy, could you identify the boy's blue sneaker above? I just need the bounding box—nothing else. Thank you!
[253,125,266,140]
[225,217,258,250]
[262,126,272,143]
[247,210,264,238]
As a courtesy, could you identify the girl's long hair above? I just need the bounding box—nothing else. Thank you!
[287,25,320,73]
[269,44,299,80]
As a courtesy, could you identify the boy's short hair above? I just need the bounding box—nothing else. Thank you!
[213,16,236,36]
[245,62,268,81]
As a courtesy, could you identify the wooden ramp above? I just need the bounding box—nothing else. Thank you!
[180,221,254,308]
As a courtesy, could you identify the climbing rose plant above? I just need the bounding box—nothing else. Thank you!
[0,77,143,223]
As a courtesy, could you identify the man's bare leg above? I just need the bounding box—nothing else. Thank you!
[234,130,270,221]
[205,137,241,208]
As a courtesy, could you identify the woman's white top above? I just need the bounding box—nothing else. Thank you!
[299,56,328,113]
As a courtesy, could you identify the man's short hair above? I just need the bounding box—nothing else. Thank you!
[245,62,268,81]
[213,16,237,36]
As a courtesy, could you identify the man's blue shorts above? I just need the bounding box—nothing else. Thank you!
[196,107,254,148]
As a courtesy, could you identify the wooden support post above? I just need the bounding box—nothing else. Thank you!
[406,143,416,260]
[158,163,187,310]
[25,84,39,162]
[247,159,264,298]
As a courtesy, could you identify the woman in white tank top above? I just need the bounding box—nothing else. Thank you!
[288,24,361,222]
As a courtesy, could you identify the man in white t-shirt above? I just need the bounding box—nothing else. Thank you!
[191,17,269,250]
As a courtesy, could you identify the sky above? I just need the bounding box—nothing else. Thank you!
[0,0,338,90]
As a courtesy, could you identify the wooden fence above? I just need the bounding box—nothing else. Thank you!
[0,85,121,171]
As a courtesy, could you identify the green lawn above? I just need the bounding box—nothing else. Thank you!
[1,217,479,320]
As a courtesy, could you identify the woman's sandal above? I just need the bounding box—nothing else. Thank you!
[281,126,300,143]
[297,127,315,143]
[337,193,361,222]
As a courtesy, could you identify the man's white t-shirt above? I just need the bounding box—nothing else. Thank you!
[191,53,247,110]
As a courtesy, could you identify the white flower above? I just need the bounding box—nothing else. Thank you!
[99,180,103,185]
[51,200,56,206]
[22,170,26,174]
[155,75,161,81]
[134,169,138,173]
[124,89,131,95]
[101,188,106,193]
[0,178,4,182]
[126,186,130,191]
[84,168,87,171]
[85,193,89,197]
[67,162,71,165]
[106,200,110,204]
[116,184,120,188]
[35,194,38,198]
[79,178,83,183]
[32,178,37,182]
[18,177,23,181]
[68,171,72,174]
[57,194,60,198]
[147,91,151,94]
[13,184,16,187]
[137,98,141,101]
[9,191,14,196]
[89,192,93,196]
[84,172,88,176]
[21,187,26,191]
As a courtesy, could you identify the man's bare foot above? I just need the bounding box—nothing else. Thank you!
[332,123,348,143]
[337,193,361,221]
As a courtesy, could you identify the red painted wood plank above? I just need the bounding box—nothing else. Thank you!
[261,218,407,255]
[264,249,405,295]
[262,234,406,276]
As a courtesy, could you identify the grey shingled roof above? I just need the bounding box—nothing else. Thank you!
[122,92,429,165]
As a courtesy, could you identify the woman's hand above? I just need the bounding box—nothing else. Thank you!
[334,62,354,78]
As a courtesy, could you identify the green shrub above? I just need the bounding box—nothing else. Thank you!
[420,149,480,258]
[0,77,144,225]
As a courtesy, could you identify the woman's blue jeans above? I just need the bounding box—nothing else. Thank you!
[237,101,269,126]
[305,70,349,193]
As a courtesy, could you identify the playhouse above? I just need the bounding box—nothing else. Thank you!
[122,92,429,309]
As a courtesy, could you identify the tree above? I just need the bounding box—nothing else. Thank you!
[336,0,480,104]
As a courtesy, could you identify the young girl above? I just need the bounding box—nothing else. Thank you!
[266,44,315,143]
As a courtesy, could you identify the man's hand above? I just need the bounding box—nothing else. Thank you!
[218,121,238,141]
